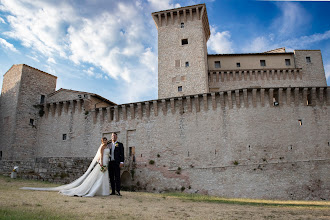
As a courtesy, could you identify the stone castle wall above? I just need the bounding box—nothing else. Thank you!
[0,64,57,160]
[0,65,23,161]
[3,86,327,200]
[208,50,327,92]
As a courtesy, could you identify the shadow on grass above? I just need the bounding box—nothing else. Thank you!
[162,192,330,208]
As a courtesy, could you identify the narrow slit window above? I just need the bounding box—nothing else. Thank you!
[40,95,45,104]
[181,22,184,28]
[260,60,266,66]
[273,91,279,106]
[298,120,302,126]
[306,57,311,63]
[0,151,2,160]
[181,39,188,45]
[129,146,135,157]
[63,134,67,140]
[215,61,221,68]
[185,62,189,67]
[29,119,34,126]
[307,92,312,106]
[285,59,291,66]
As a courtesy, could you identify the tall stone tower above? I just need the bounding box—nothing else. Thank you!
[0,64,57,161]
[152,4,210,99]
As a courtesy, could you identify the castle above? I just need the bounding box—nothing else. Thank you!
[0,4,329,200]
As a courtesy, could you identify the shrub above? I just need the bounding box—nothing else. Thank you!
[149,160,155,165]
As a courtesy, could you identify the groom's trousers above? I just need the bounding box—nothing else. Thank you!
[109,161,121,193]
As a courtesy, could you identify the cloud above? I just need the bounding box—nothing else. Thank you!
[282,30,330,49]
[272,2,309,37]
[207,26,233,54]
[242,29,330,53]
[325,62,330,82]
[84,67,95,77]
[47,57,56,64]
[1,0,74,58]
[148,0,181,11]
[0,38,18,52]
[0,17,5,23]
[242,36,272,53]
[27,55,40,62]
[0,0,160,103]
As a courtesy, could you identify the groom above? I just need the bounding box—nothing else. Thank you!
[108,132,124,196]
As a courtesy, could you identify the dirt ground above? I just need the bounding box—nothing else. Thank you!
[0,176,329,220]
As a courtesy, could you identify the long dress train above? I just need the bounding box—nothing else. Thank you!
[21,145,110,197]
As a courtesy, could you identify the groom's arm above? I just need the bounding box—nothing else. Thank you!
[119,143,124,167]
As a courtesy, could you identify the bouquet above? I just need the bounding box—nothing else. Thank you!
[12,166,19,172]
[99,163,107,172]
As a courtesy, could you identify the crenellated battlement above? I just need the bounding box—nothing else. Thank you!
[208,68,307,92]
[208,68,303,84]
[43,98,85,118]
[152,4,210,41]
[42,86,329,124]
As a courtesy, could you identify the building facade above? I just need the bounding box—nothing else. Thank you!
[0,4,329,200]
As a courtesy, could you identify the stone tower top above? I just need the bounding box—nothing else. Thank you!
[152,4,210,41]
[152,4,211,99]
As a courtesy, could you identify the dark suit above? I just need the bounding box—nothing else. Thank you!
[108,141,124,194]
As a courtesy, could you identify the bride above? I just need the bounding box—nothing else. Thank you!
[21,137,110,197]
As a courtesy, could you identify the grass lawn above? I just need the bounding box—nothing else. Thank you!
[0,175,329,220]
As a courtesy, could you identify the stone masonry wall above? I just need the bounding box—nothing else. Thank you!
[0,157,92,183]
[0,65,23,160]
[294,50,327,87]
[12,86,328,200]
[10,65,57,160]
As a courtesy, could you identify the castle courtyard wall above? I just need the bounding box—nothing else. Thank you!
[25,86,330,200]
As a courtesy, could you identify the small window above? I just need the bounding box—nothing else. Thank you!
[185,62,189,67]
[63,134,67,140]
[307,92,311,106]
[29,119,34,126]
[129,146,135,157]
[236,62,241,67]
[298,120,302,126]
[181,39,188,45]
[215,61,221,68]
[40,95,45,104]
[175,60,180,67]
[285,59,291,66]
[273,90,279,106]
[178,86,182,92]
[181,22,184,28]
[0,151,2,160]
[260,60,266,66]
[78,95,82,98]
[306,57,311,63]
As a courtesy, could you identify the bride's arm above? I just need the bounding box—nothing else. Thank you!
[99,144,106,166]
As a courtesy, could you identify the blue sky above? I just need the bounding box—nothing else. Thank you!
[0,0,329,104]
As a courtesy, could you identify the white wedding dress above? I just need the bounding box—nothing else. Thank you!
[21,145,110,197]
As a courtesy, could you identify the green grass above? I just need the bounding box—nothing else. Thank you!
[0,208,74,220]
[162,192,330,208]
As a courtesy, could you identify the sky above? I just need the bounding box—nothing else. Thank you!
[0,0,329,104]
